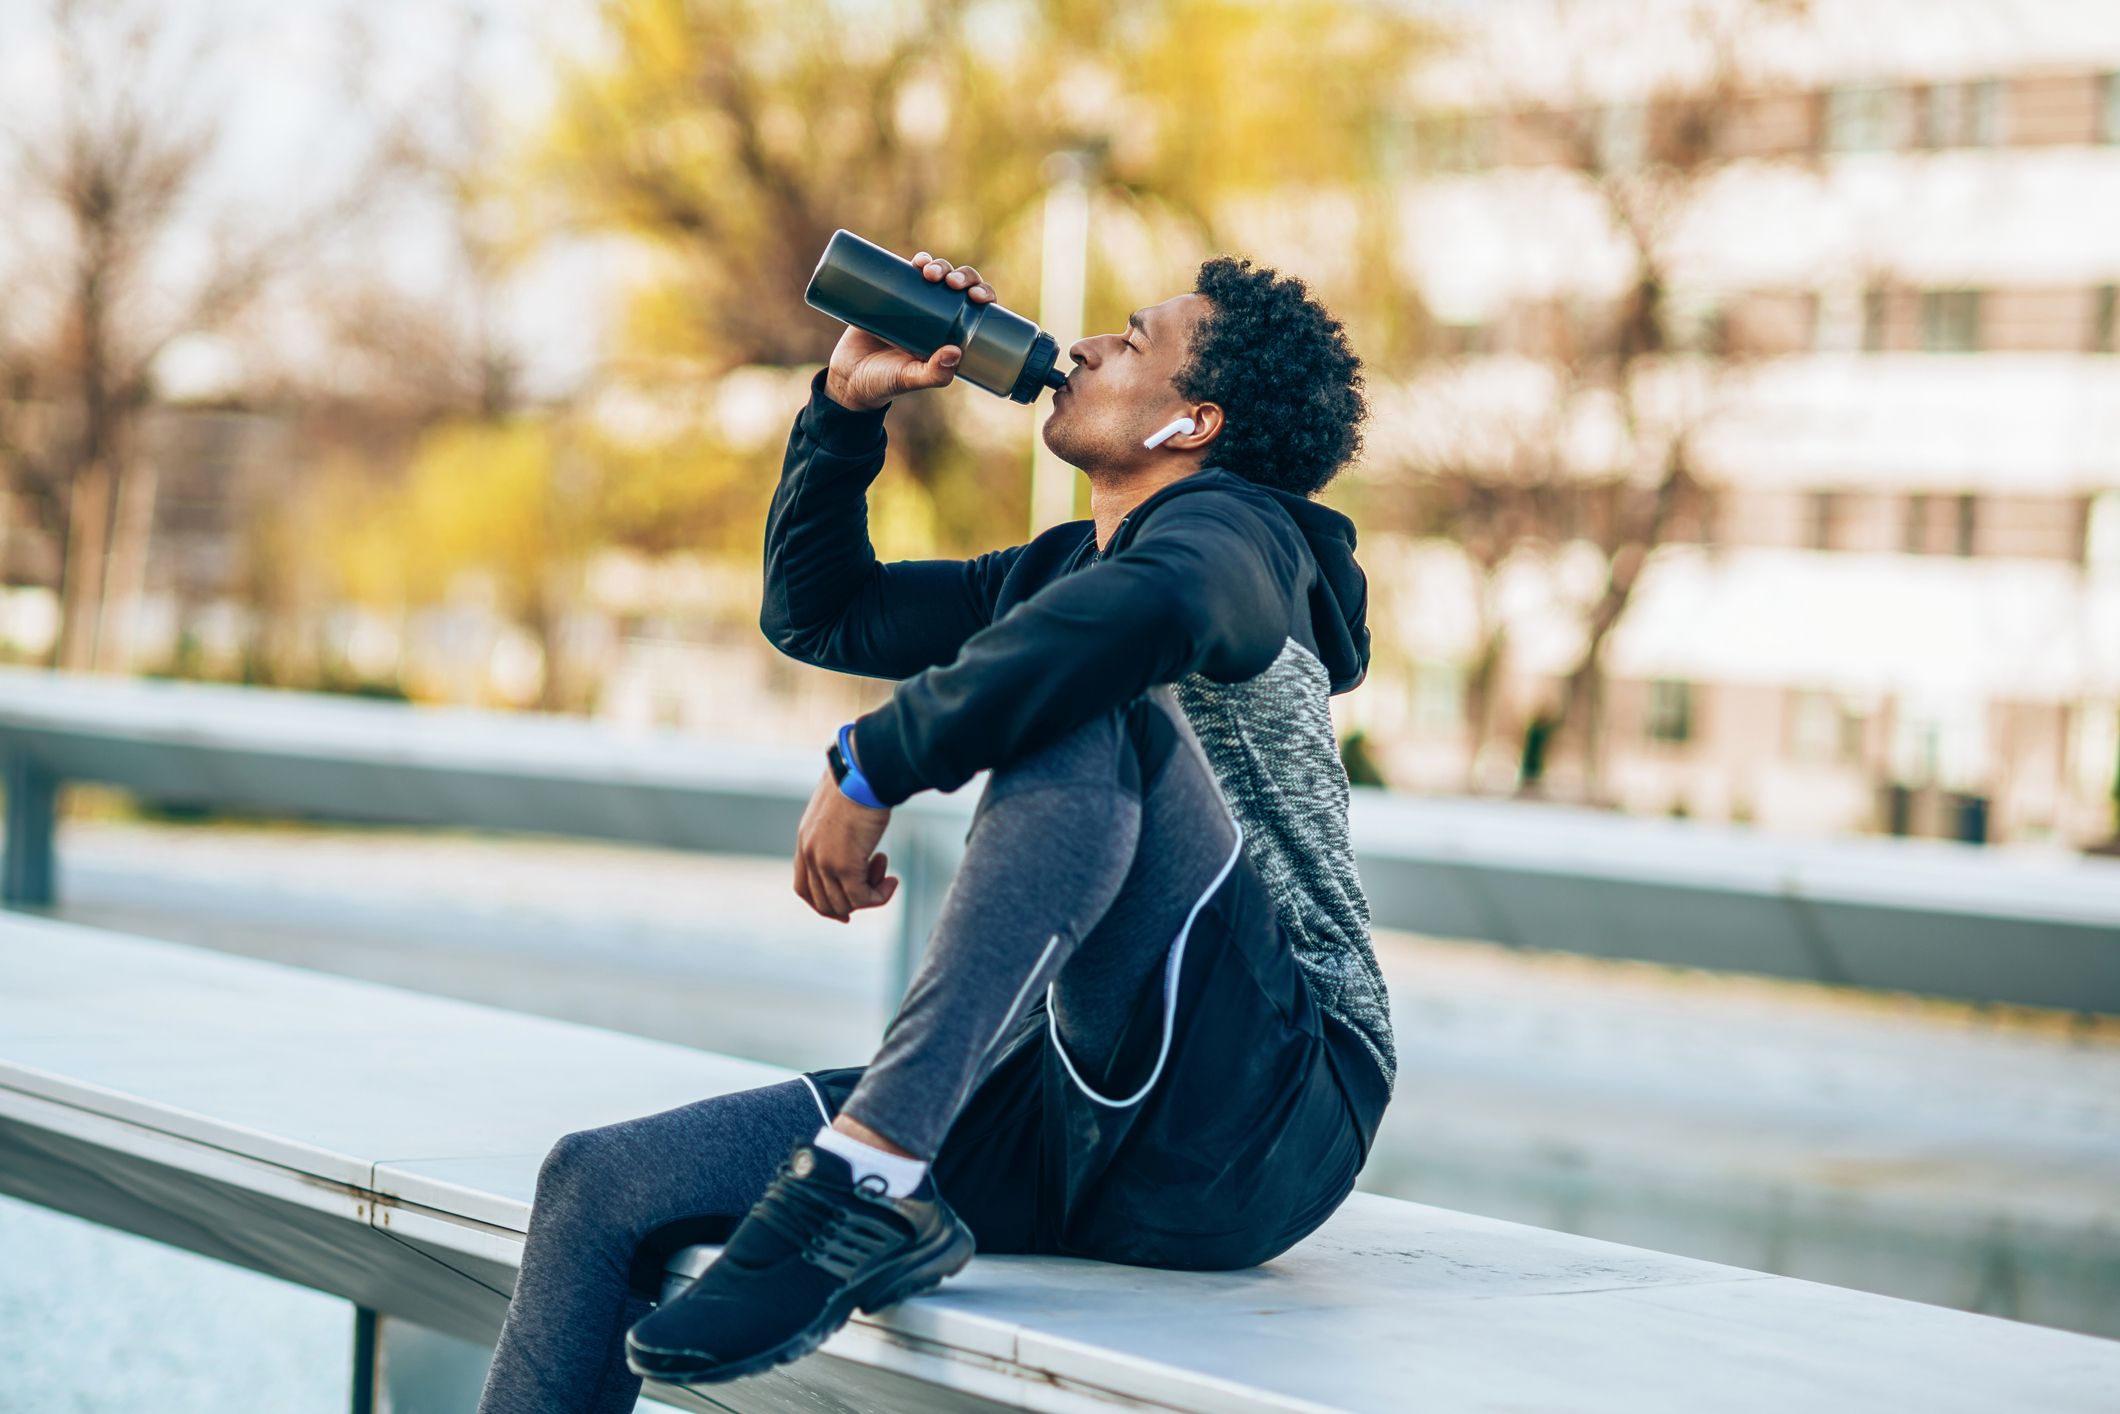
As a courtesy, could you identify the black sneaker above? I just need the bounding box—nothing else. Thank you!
[623,1137,976,1386]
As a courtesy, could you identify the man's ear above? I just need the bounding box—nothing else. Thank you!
[1172,402,1224,449]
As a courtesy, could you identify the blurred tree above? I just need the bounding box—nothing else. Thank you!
[535,0,1430,552]
[1339,727,1388,787]
[285,9,538,428]
[1379,0,1812,801]
[274,8,617,706]
[408,418,595,695]
[0,0,411,674]
[1517,710,1555,795]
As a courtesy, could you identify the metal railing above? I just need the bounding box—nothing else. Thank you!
[4,666,2115,1013]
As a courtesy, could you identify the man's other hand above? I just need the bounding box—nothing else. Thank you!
[822,250,997,412]
[793,766,897,922]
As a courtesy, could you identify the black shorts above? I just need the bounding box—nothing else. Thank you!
[801,840,1391,1273]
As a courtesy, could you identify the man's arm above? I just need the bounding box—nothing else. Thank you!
[847,494,1299,807]
[759,367,1025,680]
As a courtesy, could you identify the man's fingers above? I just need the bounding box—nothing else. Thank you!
[810,863,840,921]
[910,252,993,303]
[865,854,895,907]
[796,853,894,920]
[923,345,961,385]
[948,265,994,301]
[817,868,855,922]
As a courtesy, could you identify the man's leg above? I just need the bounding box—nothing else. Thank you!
[475,1078,826,1414]
[838,686,1239,1160]
[617,691,1269,1385]
[957,691,1374,1272]
[1048,689,1242,1087]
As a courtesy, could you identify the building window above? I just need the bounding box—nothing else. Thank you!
[1593,103,1648,171]
[1806,490,1840,550]
[1689,484,1720,545]
[1919,289,1982,351]
[2086,490,2120,572]
[1919,79,2001,148]
[1904,492,1930,554]
[2093,284,2116,354]
[1645,678,1694,744]
[1811,286,1861,352]
[1663,287,1725,354]
[1788,689,1863,765]
[1916,84,1951,148]
[1861,286,1890,351]
[2070,701,2120,802]
[1969,80,2003,145]
[1954,492,1978,557]
[1824,85,1900,151]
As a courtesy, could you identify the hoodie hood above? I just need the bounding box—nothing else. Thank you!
[1098,466,1372,696]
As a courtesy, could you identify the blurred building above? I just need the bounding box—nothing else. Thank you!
[1358,0,2120,847]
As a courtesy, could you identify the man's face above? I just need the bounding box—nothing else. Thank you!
[1042,292,1210,476]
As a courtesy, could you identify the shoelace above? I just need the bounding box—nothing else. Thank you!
[748,1159,905,1279]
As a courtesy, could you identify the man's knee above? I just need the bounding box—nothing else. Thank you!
[535,1126,620,1207]
[986,698,1138,792]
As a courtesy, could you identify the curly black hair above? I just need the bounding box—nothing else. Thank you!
[1171,256,1369,498]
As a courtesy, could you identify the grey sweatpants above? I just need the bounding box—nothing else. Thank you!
[476,688,1241,1412]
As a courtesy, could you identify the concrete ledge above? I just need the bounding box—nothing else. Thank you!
[3,914,2116,1411]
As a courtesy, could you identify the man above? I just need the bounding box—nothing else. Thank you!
[623,246,1395,1387]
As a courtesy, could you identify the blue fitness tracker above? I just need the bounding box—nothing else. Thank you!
[831,722,887,809]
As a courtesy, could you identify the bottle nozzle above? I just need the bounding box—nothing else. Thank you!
[1042,366,1071,392]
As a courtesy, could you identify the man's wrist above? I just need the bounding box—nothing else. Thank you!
[808,368,891,454]
[823,370,886,414]
[832,722,888,809]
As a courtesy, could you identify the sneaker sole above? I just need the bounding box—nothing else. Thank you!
[856,1213,976,1314]
[625,1215,976,1386]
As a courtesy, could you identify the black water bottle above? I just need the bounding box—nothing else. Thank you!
[805,229,1069,404]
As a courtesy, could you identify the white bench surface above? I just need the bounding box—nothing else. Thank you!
[3,915,2116,1413]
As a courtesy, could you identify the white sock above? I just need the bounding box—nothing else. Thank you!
[811,1123,929,1198]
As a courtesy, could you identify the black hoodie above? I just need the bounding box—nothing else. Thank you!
[761,367,1397,1096]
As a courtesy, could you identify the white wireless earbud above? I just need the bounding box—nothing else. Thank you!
[1143,416,1197,450]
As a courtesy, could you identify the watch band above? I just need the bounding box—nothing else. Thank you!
[832,722,888,809]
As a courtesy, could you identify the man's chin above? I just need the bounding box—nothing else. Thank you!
[1039,419,1070,459]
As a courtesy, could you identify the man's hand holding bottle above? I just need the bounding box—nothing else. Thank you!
[822,250,997,412]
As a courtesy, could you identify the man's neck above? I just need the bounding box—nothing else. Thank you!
[1089,460,1207,552]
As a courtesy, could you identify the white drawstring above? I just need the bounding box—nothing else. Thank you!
[1046,817,1245,1108]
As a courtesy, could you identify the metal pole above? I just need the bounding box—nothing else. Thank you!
[886,812,968,1010]
[352,1307,495,1413]
[1031,149,1094,540]
[379,1315,497,1411]
[350,1306,379,1414]
[3,747,57,908]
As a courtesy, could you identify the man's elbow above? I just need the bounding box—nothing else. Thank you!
[1172,593,1282,684]
[758,606,821,665]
